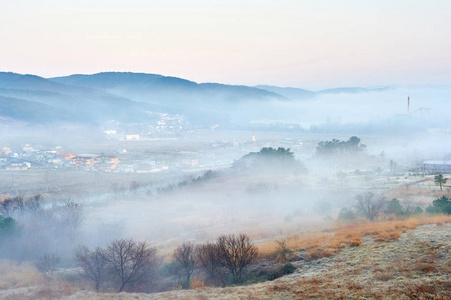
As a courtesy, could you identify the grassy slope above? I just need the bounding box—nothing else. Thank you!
[1,215,450,299]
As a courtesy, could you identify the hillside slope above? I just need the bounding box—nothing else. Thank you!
[2,222,448,299]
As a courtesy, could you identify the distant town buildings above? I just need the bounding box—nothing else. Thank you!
[423,160,451,172]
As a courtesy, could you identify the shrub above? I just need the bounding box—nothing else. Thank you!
[414,206,423,214]
[385,199,405,216]
[190,279,205,289]
[281,263,296,275]
[349,239,362,247]
[0,215,16,239]
[273,239,294,263]
[426,196,451,215]
[337,207,356,220]
[307,248,336,260]
[35,253,60,275]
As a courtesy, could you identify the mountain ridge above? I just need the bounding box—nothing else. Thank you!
[0,71,394,126]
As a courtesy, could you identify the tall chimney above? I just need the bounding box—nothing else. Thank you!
[408,96,410,114]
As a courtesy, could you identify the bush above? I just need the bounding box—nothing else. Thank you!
[385,199,405,216]
[274,239,294,263]
[281,263,296,275]
[426,196,451,215]
[413,206,423,214]
[262,263,296,282]
[337,207,356,220]
[35,253,60,275]
[0,215,16,239]
[190,279,205,289]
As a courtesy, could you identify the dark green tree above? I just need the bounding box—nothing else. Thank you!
[426,196,451,215]
[434,174,447,190]
[316,136,366,156]
[233,147,305,173]
[385,199,405,216]
[0,215,16,239]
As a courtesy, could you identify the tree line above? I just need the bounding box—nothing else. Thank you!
[338,192,451,221]
[74,233,258,292]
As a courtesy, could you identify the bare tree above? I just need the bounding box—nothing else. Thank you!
[35,253,60,275]
[355,192,387,221]
[130,181,140,193]
[53,199,84,239]
[75,245,108,292]
[195,243,227,287]
[0,196,25,217]
[103,239,158,292]
[25,194,43,213]
[173,242,197,289]
[216,234,258,283]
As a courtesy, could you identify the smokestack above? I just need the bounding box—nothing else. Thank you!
[408,96,410,114]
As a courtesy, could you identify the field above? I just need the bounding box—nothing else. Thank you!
[1,132,450,299]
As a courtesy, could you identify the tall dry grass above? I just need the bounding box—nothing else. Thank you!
[0,260,44,289]
[259,214,451,259]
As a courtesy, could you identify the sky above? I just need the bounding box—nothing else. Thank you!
[0,0,450,89]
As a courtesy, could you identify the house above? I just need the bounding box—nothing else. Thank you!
[98,156,119,165]
[107,157,119,164]
[103,130,117,135]
[58,153,77,161]
[22,145,34,152]
[126,134,140,141]
[5,163,29,170]
[1,147,11,156]
[423,160,451,172]
[184,159,199,167]
[74,155,97,167]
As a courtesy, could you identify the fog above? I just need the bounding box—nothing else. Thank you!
[1,72,450,292]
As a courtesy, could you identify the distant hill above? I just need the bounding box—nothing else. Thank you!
[255,85,390,99]
[0,72,157,124]
[317,87,389,94]
[0,95,78,123]
[254,85,315,100]
[50,72,286,104]
[0,72,104,95]
[51,72,198,92]
[0,71,392,127]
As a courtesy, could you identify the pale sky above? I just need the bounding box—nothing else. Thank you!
[0,0,450,89]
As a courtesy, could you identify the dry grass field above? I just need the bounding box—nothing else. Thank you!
[1,214,450,299]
